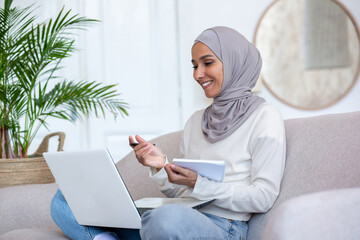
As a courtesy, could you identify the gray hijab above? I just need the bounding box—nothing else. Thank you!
[194,26,265,143]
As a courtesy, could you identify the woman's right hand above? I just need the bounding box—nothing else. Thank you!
[129,135,166,171]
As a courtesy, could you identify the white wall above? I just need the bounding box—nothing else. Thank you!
[7,0,359,159]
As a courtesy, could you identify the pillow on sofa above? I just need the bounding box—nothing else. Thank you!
[262,188,360,240]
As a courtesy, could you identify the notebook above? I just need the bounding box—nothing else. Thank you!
[43,149,213,229]
[173,158,226,182]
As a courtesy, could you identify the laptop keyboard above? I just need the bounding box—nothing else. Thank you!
[137,207,153,216]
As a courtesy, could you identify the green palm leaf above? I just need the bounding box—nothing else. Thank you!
[36,81,128,120]
[0,0,128,158]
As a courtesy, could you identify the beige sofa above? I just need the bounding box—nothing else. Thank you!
[1,111,360,240]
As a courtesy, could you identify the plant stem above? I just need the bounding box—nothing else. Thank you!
[1,126,15,158]
[0,126,6,158]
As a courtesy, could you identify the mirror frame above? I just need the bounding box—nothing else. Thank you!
[253,0,360,110]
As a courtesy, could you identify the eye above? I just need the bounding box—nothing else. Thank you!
[205,61,213,66]
[192,65,198,70]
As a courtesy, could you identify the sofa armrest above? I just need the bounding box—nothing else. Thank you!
[0,183,60,236]
[262,188,360,240]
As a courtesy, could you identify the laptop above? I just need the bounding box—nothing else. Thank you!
[43,148,213,229]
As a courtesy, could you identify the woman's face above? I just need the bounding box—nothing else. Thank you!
[191,42,223,98]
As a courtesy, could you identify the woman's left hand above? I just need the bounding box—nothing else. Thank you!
[164,163,198,188]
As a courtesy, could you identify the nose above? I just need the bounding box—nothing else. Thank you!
[194,66,205,81]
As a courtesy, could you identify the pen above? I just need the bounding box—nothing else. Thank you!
[130,143,156,147]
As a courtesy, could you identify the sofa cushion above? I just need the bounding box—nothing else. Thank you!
[116,131,183,200]
[262,188,360,240]
[247,111,360,240]
[0,183,60,236]
[1,229,68,240]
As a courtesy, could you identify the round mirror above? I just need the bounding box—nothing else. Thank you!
[254,0,360,110]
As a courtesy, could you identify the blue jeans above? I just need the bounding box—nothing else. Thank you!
[51,189,248,240]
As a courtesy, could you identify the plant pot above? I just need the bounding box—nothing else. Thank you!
[0,132,65,188]
[0,157,55,188]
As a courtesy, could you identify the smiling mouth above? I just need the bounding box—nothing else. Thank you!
[201,80,213,88]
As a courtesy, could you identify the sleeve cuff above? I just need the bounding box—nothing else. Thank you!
[149,155,169,185]
[185,175,211,199]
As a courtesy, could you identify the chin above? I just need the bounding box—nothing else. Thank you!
[204,89,220,98]
[205,93,215,99]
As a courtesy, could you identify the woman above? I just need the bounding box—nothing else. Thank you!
[51,26,285,240]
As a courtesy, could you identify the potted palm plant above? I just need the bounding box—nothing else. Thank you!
[0,0,128,187]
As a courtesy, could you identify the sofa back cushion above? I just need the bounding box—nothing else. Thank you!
[247,111,360,240]
[116,131,183,200]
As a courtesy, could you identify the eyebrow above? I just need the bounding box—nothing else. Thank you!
[191,54,216,63]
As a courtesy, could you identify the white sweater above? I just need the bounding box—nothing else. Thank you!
[150,103,286,221]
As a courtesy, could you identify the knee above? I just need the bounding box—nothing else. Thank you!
[50,189,79,231]
[50,189,68,222]
[50,189,94,240]
[50,189,63,221]
[142,204,191,226]
[140,204,194,240]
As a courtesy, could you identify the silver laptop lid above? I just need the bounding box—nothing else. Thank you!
[44,148,142,229]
